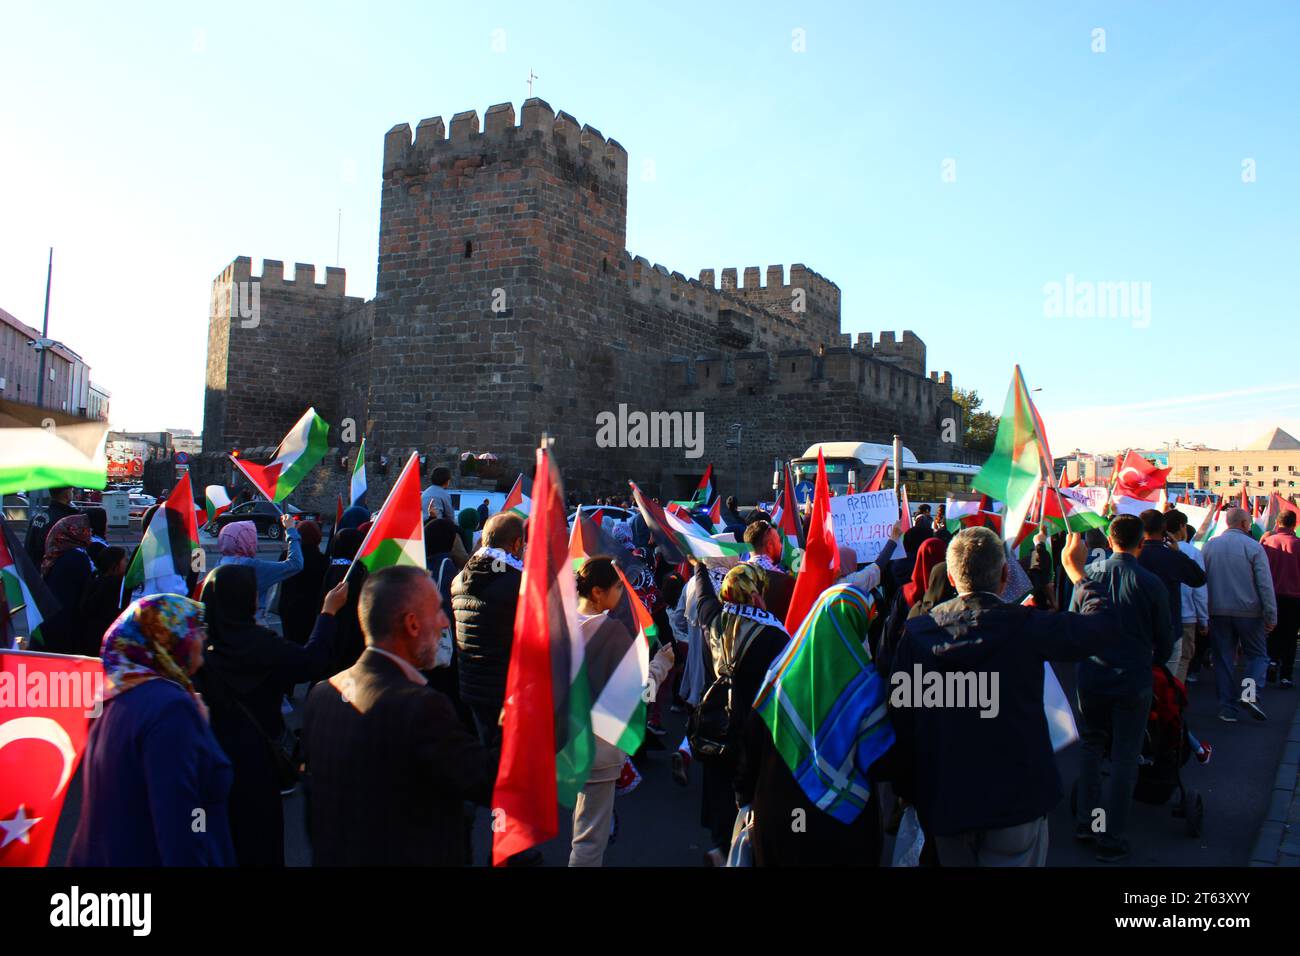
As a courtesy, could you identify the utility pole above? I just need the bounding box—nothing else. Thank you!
[35,247,52,409]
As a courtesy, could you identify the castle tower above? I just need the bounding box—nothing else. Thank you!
[370,100,630,483]
[203,257,362,453]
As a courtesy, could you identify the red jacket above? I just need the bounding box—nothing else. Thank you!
[1262,531,1300,598]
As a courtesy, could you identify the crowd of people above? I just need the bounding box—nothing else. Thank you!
[16,474,1300,867]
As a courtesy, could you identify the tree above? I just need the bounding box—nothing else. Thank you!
[953,388,999,454]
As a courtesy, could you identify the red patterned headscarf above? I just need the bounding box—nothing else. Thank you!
[41,514,92,575]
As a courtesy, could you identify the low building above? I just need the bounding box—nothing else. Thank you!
[1168,427,1300,497]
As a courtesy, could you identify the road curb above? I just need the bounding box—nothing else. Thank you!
[1250,698,1300,866]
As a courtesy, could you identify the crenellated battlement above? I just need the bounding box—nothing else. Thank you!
[669,336,954,405]
[220,256,349,296]
[383,98,628,187]
[697,262,840,306]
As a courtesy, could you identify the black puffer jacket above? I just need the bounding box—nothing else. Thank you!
[451,552,522,708]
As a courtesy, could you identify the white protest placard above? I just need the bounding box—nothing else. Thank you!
[1069,486,1110,514]
[1174,502,1212,536]
[830,489,902,563]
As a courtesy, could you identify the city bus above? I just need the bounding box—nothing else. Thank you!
[789,441,982,508]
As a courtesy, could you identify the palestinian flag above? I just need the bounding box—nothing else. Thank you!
[0,517,58,649]
[354,452,424,572]
[1271,493,1300,528]
[776,463,805,551]
[590,508,605,529]
[0,421,108,496]
[978,496,1005,535]
[1254,495,1275,539]
[631,482,749,564]
[230,407,329,503]
[503,474,533,519]
[350,438,367,507]
[1193,501,1228,550]
[972,366,1055,546]
[492,444,592,866]
[707,498,724,534]
[204,485,232,524]
[784,448,840,634]
[944,491,984,533]
[123,473,200,597]
[861,459,889,494]
[568,514,655,754]
[1042,484,1109,534]
[899,485,913,532]
[569,512,657,612]
[691,464,715,506]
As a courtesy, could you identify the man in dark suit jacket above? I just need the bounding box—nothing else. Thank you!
[303,565,498,866]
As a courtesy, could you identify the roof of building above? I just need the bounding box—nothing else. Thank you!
[1247,427,1300,451]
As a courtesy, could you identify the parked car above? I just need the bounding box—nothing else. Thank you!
[3,493,29,527]
[567,505,635,528]
[127,493,157,521]
[207,500,319,540]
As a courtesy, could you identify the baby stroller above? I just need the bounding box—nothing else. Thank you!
[1134,664,1204,836]
[1071,664,1204,837]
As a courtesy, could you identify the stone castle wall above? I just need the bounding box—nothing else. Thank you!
[201,98,966,509]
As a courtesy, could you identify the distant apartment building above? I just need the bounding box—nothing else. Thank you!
[1168,428,1300,497]
[1054,451,1115,486]
[0,305,103,418]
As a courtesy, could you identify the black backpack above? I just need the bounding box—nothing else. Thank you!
[687,617,761,763]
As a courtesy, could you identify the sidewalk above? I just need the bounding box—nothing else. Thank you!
[1249,698,1300,866]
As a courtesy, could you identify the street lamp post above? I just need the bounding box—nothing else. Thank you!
[35,248,53,409]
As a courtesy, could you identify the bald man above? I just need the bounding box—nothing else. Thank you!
[303,566,498,864]
[1203,507,1278,722]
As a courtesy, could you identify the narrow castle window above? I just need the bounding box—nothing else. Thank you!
[464,240,473,258]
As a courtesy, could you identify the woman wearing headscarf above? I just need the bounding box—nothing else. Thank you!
[337,504,369,534]
[688,559,791,866]
[878,536,947,673]
[79,546,130,657]
[67,595,236,865]
[195,564,346,867]
[276,520,327,645]
[908,561,958,621]
[216,517,303,622]
[40,514,95,654]
[456,507,480,553]
[321,528,367,671]
[740,584,894,865]
[425,502,469,570]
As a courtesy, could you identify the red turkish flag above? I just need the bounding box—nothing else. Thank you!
[1113,450,1171,502]
[784,448,841,635]
[0,649,103,867]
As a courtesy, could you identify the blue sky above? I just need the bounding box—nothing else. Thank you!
[2,1,1297,454]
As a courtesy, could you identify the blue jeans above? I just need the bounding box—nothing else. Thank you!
[1210,615,1268,716]
[1076,690,1152,848]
